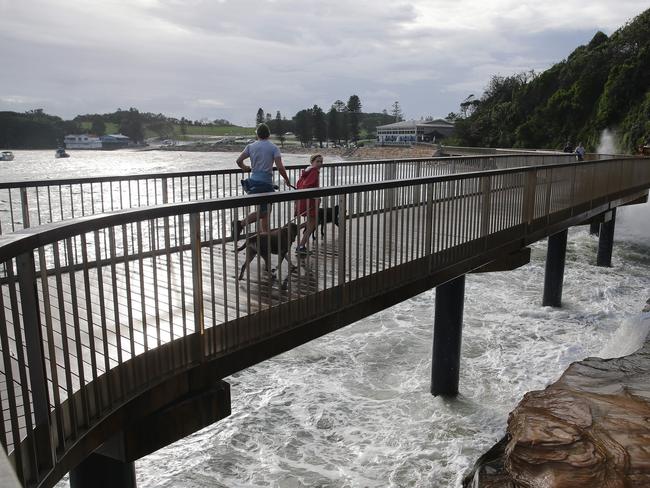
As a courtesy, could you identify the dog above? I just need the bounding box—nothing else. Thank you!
[312,205,341,239]
[237,222,300,284]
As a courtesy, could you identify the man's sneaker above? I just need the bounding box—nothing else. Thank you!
[231,220,243,241]
[296,245,309,256]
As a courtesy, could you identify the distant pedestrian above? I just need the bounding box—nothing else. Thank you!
[232,123,293,239]
[563,141,573,153]
[294,153,323,256]
[575,142,586,161]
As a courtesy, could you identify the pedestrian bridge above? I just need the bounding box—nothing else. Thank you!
[0,153,648,487]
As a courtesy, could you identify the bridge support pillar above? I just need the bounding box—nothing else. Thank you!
[69,453,136,488]
[431,275,465,396]
[589,222,600,235]
[597,209,616,267]
[542,229,568,307]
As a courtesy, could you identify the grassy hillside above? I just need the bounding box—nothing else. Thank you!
[453,8,650,152]
[78,121,254,140]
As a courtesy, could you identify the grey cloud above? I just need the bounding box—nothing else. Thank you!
[1,1,648,125]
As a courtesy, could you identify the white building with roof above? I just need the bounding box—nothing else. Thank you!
[376,119,455,146]
[63,134,102,149]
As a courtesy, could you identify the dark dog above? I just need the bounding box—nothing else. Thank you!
[312,205,341,238]
[237,222,300,283]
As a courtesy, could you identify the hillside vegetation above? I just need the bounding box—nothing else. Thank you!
[452,8,650,153]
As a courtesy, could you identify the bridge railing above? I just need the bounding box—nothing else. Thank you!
[0,154,576,234]
[0,156,647,487]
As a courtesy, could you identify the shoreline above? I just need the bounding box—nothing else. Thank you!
[464,298,650,487]
[157,143,442,160]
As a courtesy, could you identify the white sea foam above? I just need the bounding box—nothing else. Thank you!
[599,312,650,359]
[597,128,619,155]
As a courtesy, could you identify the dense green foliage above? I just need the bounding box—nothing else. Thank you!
[0,110,78,148]
[289,95,394,147]
[453,9,650,152]
[75,109,238,143]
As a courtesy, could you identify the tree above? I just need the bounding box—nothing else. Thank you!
[347,95,362,142]
[265,112,272,123]
[459,95,480,118]
[331,99,349,144]
[119,107,144,143]
[90,116,106,136]
[312,105,327,147]
[333,99,347,112]
[0,110,67,148]
[391,101,403,122]
[293,109,314,146]
[327,106,340,145]
[256,108,264,125]
[272,110,286,147]
[148,120,174,139]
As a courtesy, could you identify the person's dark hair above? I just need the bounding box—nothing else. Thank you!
[256,123,270,139]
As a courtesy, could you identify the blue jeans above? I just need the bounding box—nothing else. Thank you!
[241,179,276,215]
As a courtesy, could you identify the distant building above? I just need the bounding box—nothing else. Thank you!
[100,134,131,149]
[376,119,455,146]
[63,133,132,150]
[63,134,102,149]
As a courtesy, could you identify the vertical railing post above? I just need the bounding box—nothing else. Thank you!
[413,161,422,204]
[329,165,337,187]
[337,194,347,304]
[569,164,577,212]
[16,251,53,473]
[424,183,434,256]
[20,187,30,229]
[190,212,205,361]
[383,162,397,209]
[161,178,171,250]
[480,176,491,239]
[161,177,169,205]
[521,170,537,226]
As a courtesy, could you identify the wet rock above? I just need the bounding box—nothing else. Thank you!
[465,306,650,487]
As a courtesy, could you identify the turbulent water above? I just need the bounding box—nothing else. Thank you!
[3,150,649,488]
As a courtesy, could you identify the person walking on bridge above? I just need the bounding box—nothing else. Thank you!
[232,123,293,239]
[294,153,324,256]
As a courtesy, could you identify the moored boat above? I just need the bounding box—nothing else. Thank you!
[55,148,70,158]
[0,151,14,161]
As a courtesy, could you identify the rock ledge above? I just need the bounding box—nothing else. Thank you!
[465,299,650,487]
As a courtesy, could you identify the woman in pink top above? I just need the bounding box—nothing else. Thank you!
[294,154,323,255]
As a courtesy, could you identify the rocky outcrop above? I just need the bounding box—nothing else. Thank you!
[465,300,650,488]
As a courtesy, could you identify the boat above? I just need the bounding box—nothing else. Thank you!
[55,148,70,158]
[0,151,14,161]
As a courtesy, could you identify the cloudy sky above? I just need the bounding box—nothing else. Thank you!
[1,0,648,126]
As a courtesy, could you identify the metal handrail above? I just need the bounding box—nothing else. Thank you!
[0,154,577,234]
[0,155,647,487]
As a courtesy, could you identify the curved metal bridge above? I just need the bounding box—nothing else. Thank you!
[0,153,648,487]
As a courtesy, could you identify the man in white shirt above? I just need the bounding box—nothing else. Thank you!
[232,123,293,238]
